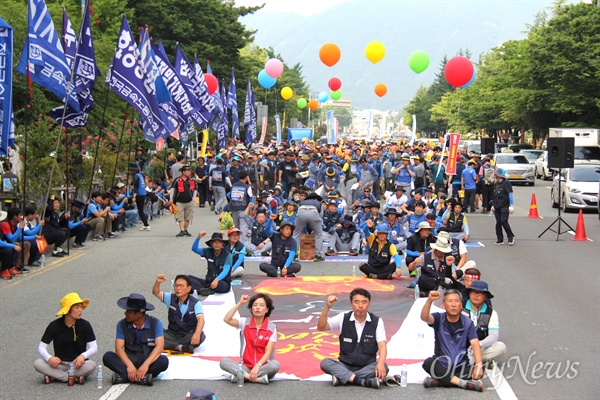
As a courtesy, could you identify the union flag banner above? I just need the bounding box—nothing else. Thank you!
[445,133,461,175]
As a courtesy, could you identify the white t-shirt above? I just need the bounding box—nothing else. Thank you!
[327,312,386,343]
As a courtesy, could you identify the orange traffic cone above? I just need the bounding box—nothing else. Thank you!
[572,210,589,241]
[527,194,540,218]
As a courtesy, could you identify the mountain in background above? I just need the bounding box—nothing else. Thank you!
[241,0,567,110]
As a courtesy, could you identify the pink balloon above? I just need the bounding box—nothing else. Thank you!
[328,77,342,91]
[265,58,284,79]
[443,56,474,88]
[204,73,218,95]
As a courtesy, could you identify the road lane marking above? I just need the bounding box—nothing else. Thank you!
[487,362,518,400]
[99,383,130,400]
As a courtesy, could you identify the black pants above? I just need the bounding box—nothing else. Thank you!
[198,182,209,206]
[481,185,494,211]
[163,330,206,350]
[359,262,396,279]
[189,275,230,293]
[463,189,476,212]
[136,195,149,227]
[0,247,18,272]
[494,207,514,241]
[43,229,68,247]
[259,262,301,277]
[103,351,169,380]
[71,223,91,244]
[422,356,472,386]
[27,239,41,264]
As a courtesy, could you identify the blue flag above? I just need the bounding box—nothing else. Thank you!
[217,80,228,149]
[138,28,179,139]
[105,16,166,142]
[174,45,216,128]
[244,79,256,146]
[61,8,77,68]
[202,59,223,132]
[226,69,239,139]
[181,118,195,148]
[17,0,80,112]
[0,17,13,155]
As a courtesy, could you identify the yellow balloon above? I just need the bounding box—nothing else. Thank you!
[281,86,293,100]
[365,41,386,64]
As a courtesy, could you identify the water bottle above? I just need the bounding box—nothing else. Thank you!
[170,279,175,293]
[67,362,75,386]
[192,289,198,299]
[277,267,281,278]
[97,365,103,389]
[400,364,408,387]
[40,254,46,268]
[414,282,420,300]
[236,361,244,387]
[352,265,357,278]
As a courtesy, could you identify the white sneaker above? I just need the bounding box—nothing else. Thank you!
[258,375,269,385]
[140,226,151,231]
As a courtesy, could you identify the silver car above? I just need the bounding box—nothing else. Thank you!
[551,164,600,212]
[493,153,535,186]
[535,151,553,180]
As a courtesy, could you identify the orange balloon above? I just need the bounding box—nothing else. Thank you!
[374,83,387,97]
[319,43,341,67]
[308,99,319,111]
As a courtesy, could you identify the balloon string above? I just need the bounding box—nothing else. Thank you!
[453,89,463,133]
[445,89,457,134]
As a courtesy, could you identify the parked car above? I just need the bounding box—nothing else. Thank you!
[535,151,553,180]
[519,149,544,164]
[551,164,600,212]
[493,153,535,186]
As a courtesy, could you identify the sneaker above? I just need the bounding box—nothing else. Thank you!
[1,270,12,280]
[181,344,195,353]
[365,377,380,389]
[29,260,42,267]
[184,230,192,237]
[60,250,69,256]
[112,373,125,385]
[140,226,151,231]
[464,380,484,392]
[107,232,117,238]
[286,273,296,278]
[20,267,30,273]
[508,238,515,246]
[495,240,504,245]
[423,377,443,388]
[210,204,215,211]
[92,236,106,242]
[332,376,342,387]
[52,250,65,257]
[176,231,187,237]
[137,373,153,386]
[230,374,238,383]
[72,243,82,249]
[258,375,269,385]
[314,254,325,262]
[55,247,64,253]
[326,248,336,256]
[112,230,121,236]
[369,273,378,279]
[9,267,22,276]
[349,249,359,256]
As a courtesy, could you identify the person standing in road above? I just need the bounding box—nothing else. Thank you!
[491,168,515,245]
[228,170,253,230]
[129,163,151,231]
[171,165,196,237]
[461,161,479,213]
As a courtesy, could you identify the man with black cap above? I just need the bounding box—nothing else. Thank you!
[59,199,91,249]
[278,151,298,196]
[327,215,361,256]
[129,163,151,231]
[491,168,515,245]
[103,293,169,386]
[229,170,253,230]
[259,218,302,277]
[170,165,196,237]
[462,281,506,364]
[190,231,233,295]
[259,151,278,191]
[384,185,408,213]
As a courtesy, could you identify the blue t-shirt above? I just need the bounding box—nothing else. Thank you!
[162,293,204,319]
[461,167,477,190]
[116,317,164,341]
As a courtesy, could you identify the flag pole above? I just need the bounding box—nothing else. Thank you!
[110,105,130,188]
[87,86,110,197]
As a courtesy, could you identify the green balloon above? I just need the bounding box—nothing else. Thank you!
[297,98,307,109]
[408,50,430,74]
[330,90,342,101]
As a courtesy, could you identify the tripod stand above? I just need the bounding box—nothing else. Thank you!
[539,168,574,241]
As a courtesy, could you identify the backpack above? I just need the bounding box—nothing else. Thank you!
[483,166,496,185]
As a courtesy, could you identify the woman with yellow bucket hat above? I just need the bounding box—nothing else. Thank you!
[33,292,97,384]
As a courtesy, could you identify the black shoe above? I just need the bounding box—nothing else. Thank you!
[181,344,195,353]
[349,249,359,256]
[314,254,325,262]
[464,380,484,392]
[52,251,65,257]
[200,288,215,296]
[332,376,342,387]
[326,248,336,256]
[184,230,192,237]
[20,267,30,273]
[60,250,69,256]
[112,373,126,385]
[364,377,380,389]
[508,238,515,246]
[423,377,442,388]
[137,373,153,386]
[176,231,186,237]
[495,240,504,245]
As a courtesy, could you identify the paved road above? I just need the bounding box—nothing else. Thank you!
[0,178,598,400]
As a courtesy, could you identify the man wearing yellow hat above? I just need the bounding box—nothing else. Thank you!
[33,293,97,384]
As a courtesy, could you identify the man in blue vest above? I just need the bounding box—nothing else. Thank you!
[318,288,389,389]
[228,170,253,230]
[190,232,233,295]
[420,289,484,392]
[103,294,169,386]
[152,274,206,354]
[129,163,151,231]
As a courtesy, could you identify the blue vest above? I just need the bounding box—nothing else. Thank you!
[121,315,158,363]
[168,295,199,333]
[229,181,250,211]
[134,172,146,196]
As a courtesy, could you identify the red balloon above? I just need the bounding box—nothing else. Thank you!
[204,73,218,95]
[444,56,474,88]
[328,77,342,91]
